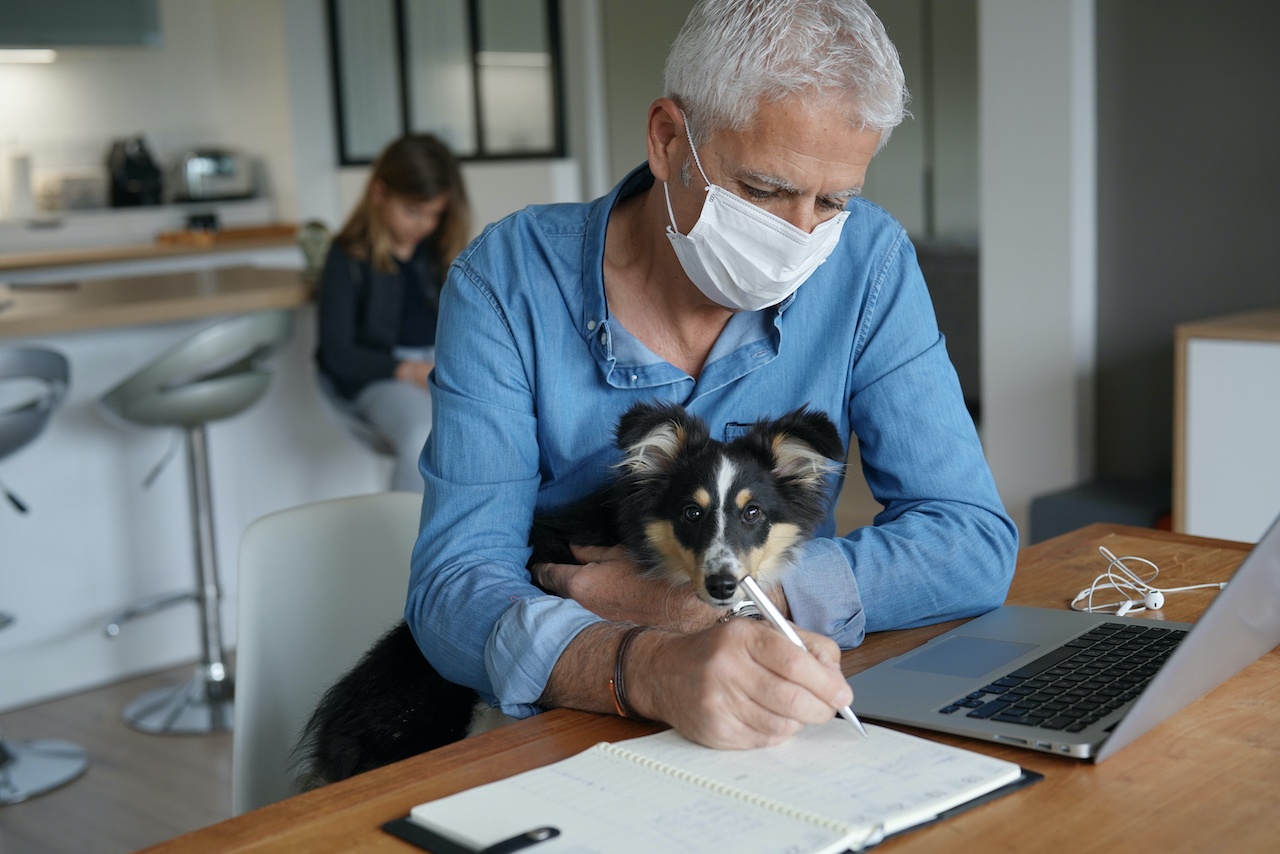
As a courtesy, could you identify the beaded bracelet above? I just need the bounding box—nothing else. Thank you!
[609,625,655,722]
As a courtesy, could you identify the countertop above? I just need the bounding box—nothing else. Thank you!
[1175,305,1280,343]
[0,228,298,273]
[0,265,313,339]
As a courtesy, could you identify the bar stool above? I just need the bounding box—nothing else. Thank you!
[99,310,294,734]
[0,346,90,804]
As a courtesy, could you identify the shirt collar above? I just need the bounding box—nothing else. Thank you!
[583,163,784,394]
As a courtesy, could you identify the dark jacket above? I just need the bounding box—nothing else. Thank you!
[315,241,443,400]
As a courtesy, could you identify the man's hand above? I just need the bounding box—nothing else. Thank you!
[541,618,853,750]
[626,620,853,749]
[534,545,850,749]
[532,544,722,633]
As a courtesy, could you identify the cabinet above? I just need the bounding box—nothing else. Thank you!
[1174,307,1280,542]
[0,0,159,47]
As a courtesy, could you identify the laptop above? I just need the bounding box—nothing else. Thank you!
[847,512,1280,761]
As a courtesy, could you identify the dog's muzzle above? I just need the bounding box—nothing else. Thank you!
[704,572,740,602]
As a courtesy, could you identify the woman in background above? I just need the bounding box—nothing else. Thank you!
[315,134,471,492]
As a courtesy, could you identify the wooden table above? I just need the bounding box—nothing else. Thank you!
[0,264,313,339]
[141,525,1279,853]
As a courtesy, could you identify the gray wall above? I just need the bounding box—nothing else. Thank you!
[1094,0,1280,481]
[591,1,1280,523]
[596,0,978,242]
[600,0,690,183]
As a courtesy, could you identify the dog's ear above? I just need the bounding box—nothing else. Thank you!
[615,402,707,478]
[754,407,845,487]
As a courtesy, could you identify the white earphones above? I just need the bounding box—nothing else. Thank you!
[1115,590,1162,617]
[1071,546,1226,616]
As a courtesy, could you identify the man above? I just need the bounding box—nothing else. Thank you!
[406,0,1017,750]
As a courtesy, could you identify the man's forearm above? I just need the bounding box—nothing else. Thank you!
[538,621,635,715]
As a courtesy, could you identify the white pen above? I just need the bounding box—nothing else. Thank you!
[740,575,869,738]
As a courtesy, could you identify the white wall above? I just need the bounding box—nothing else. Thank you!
[559,0,612,201]
[210,0,298,221]
[0,0,306,224]
[0,0,587,711]
[1,0,587,234]
[281,0,344,232]
[979,0,1097,535]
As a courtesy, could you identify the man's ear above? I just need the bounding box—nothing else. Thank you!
[646,98,685,184]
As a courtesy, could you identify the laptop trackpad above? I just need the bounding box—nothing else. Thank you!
[891,636,1038,679]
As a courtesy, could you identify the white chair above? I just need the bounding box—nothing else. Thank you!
[231,490,422,815]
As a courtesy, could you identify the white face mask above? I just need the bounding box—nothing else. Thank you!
[664,114,849,311]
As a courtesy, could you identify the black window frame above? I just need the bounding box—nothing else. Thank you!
[326,0,566,166]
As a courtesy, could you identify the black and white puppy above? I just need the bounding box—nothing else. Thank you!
[539,401,845,605]
[291,402,844,789]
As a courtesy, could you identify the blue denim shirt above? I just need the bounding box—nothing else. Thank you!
[407,165,1018,719]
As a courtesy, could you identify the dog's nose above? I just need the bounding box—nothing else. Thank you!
[705,573,738,601]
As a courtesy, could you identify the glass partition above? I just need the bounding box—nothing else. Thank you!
[329,0,562,164]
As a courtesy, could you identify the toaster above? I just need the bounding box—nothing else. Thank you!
[176,149,255,201]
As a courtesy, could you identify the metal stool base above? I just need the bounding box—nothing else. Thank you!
[122,669,233,735]
[0,739,90,805]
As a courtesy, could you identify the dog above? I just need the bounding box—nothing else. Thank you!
[291,401,844,789]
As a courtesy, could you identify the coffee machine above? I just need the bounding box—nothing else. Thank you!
[106,136,163,207]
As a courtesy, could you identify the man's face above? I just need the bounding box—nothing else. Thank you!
[669,97,881,236]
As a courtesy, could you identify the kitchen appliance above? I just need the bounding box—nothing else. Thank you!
[175,149,255,201]
[106,136,163,207]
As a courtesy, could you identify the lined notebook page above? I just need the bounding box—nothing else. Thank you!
[407,718,1021,854]
[408,743,864,854]
[622,721,1023,836]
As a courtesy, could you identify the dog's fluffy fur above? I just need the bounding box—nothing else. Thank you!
[291,402,843,789]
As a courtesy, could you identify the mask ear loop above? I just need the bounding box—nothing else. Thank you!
[664,110,712,235]
[678,110,712,188]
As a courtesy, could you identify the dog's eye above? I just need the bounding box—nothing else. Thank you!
[682,505,702,524]
[741,504,763,524]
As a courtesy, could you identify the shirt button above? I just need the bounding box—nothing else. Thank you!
[630,374,638,383]
[586,320,597,331]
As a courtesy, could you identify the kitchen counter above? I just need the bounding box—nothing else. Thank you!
[0,265,313,339]
[0,264,378,717]
[0,230,298,273]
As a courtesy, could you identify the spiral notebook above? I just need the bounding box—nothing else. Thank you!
[384,719,1035,854]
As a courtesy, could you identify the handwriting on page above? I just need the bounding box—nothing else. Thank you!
[623,722,1017,833]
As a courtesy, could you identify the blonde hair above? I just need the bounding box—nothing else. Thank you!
[335,134,471,273]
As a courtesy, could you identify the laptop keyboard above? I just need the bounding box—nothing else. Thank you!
[938,622,1188,734]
